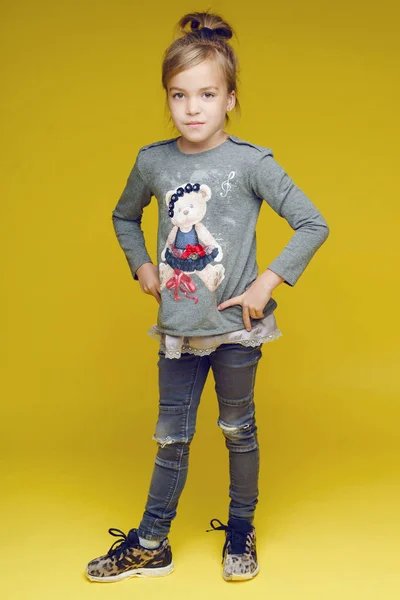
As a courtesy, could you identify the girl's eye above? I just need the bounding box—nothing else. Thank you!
[178,207,182,212]
[172,92,214,99]
[190,204,193,208]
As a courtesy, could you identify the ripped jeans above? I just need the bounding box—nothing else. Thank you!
[137,342,263,541]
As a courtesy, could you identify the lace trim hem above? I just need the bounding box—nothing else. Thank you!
[157,328,283,359]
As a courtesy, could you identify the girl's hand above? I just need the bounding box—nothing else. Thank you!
[217,270,284,332]
[136,262,161,304]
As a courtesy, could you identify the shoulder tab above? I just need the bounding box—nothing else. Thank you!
[140,138,178,152]
[229,135,274,156]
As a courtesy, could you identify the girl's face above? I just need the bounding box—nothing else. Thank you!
[167,59,236,152]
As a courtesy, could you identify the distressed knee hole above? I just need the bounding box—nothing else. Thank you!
[217,418,252,435]
[152,434,189,448]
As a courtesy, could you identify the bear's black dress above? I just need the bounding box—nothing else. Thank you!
[165,226,218,272]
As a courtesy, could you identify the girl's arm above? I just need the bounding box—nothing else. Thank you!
[257,268,285,291]
[251,150,330,286]
[218,151,329,331]
[112,154,153,280]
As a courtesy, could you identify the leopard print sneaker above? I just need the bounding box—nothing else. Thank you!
[85,527,174,582]
[207,517,259,581]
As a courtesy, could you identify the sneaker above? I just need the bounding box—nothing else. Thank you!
[85,527,174,582]
[207,517,259,581]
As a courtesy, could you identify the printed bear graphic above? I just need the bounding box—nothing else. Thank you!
[159,182,225,301]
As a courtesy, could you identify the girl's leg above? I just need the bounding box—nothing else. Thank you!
[210,343,263,524]
[138,350,210,541]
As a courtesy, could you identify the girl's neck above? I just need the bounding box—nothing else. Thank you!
[176,130,229,155]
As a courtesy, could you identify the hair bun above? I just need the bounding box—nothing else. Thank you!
[190,18,201,31]
[194,25,232,41]
[210,27,232,40]
[179,12,234,42]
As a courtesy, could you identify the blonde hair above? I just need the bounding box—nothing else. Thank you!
[162,11,240,123]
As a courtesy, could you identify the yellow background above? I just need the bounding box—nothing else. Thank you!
[2,0,399,598]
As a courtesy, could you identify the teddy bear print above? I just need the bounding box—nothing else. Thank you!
[159,182,225,303]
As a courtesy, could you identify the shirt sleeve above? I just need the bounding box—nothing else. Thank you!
[251,151,330,286]
[112,153,153,280]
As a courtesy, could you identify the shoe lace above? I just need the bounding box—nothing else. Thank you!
[106,528,132,557]
[206,518,251,563]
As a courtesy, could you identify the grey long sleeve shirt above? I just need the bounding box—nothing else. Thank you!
[112,135,329,337]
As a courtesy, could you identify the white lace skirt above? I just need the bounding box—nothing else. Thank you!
[147,312,283,359]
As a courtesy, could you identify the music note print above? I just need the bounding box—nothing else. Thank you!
[220,171,235,197]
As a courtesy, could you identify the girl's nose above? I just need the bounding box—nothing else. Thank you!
[186,98,200,115]
[183,209,189,215]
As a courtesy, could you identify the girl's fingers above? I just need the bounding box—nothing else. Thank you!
[218,295,242,310]
[143,286,161,304]
[250,308,264,319]
[151,286,161,301]
[242,305,251,331]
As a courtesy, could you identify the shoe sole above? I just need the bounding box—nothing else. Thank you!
[85,561,175,582]
[223,562,260,582]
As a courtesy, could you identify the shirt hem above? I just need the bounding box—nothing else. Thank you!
[152,319,276,338]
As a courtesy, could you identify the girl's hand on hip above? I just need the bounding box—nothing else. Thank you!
[217,276,273,332]
[136,262,161,304]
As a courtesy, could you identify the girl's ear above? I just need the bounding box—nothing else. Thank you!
[165,190,174,207]
[227,90,236,112]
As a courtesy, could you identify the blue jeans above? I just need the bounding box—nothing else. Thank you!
[137,342,263,541]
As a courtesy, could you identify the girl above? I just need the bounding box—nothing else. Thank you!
[85,11,329,583]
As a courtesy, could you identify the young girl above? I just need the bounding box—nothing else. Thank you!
[85,11,329,583]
